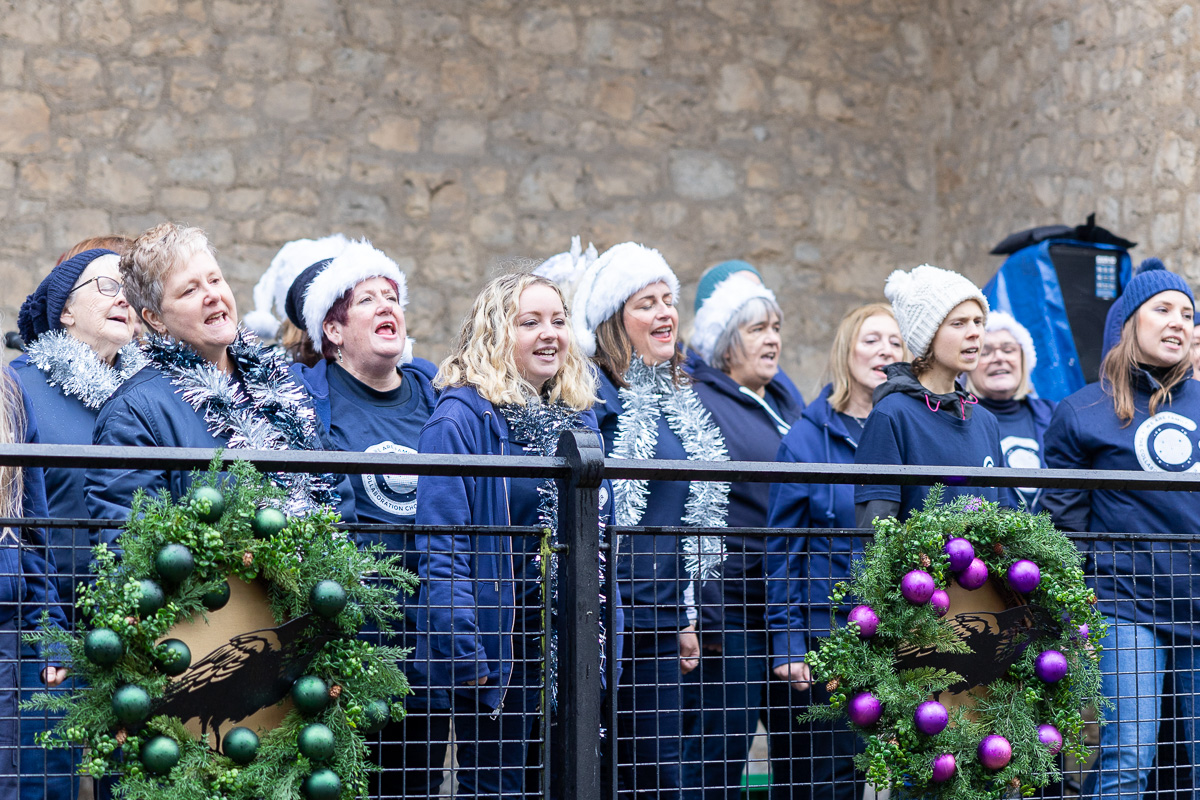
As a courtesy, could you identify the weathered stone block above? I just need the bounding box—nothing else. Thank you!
[432,119,488,155]
[166,149,237,186]
[669,150,737,200]
[590,158,658,198]
[517,8,577,53]
[714,64,766,113]
[87,153,155,207]
[264,81,314,122]
[0,92,50,154]
[517,156,583,211]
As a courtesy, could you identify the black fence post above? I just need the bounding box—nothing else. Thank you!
[551,429,605,800]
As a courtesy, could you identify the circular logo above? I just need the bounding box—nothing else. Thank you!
[598,485,610,512]
[362,441,419,517]
[1134,412,1200,472]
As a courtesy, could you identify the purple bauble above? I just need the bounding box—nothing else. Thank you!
[901,570,936,604]
[957,558,989,590]
[1007,559,1042,593]
[1035,650,1069,683]
[914,700,949,735]
[847,692,882,727]
[848,605,880,638]
[1037,724,1063,755]
[930,589,950,617]
[944,537,975,572]
[978,735,1012,770]
[931,753,957,783]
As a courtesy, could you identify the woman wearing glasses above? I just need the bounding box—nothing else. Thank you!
[964,311,1055,510]
[12,245,142,800]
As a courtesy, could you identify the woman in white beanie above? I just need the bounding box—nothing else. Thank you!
[574,242,727,800]
[854,264,1014,525]
[284,241,444,799]
[965,311,1056,510]
[681,277,804,800]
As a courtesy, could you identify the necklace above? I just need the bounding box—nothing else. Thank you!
[609,357,730,580]
[25,330,147,410]
[144,329,340,514]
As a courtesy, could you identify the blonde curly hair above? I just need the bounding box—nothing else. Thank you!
[437,273,597,410]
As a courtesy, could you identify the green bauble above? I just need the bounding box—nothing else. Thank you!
[297,722,335,762]
[83,628,124,666]
[137,579,165,617]
[302,768,342,800]
[291,675,330,716]
[223,726,260,765]
[251,507,287,538]
[112,684,152,724]
[309,580,347,619]
[360,699,390,734]
[201,580,231,611]
[139,735,180,776]
[154,639,192,676]
[154,543,195,585]
[192,486,226,523]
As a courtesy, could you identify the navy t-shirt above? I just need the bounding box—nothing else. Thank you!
[854,392,1014,518]
[977,396,1043,509]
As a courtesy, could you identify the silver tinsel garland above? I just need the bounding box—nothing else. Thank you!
[145,328,339,515]
[499,398,613,713]
[25,331,148,410]
[610,357,730,580]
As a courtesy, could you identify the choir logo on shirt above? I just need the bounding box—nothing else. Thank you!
[1134,412,1200,472]
[362,441,419,516]
[982,456,995,469]
[599,485,610,512]
[1001,436,1041,502]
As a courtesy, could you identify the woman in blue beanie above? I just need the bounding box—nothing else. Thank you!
[1042,258,1200,800]
[12,244,143,800]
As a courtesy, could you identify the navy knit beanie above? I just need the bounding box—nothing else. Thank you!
[1121,257,1194,325]
[694,260,762,314]
[283,258,335,331]
[18,248,118,345]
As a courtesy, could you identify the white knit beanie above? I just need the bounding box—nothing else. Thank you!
[690,276,778,363]
[571,242,681,357]
[884,264,989,360]
[243,234,351,340]
[300,239,407,354]
[985,310,1037,373]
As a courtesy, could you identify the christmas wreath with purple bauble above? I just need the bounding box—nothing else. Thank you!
[802,490,1108,799]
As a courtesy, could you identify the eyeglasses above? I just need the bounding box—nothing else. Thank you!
[980,343,1021,358]
[67,276,123,298]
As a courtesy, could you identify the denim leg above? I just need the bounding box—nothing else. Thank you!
[616,631,684,800]
[18,657,76,800]
[452,659,542,800]
[1166,632,1200,800]
[1083,618,1165,800]
[682,630,769,800]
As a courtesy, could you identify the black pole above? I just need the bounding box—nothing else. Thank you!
[551,429,605,800]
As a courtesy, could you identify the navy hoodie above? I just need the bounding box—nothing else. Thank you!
[594,369,694,631]
[1042,368,1200,637]
[765,384,865,668]
[415,384,620,709]
[87,361,357,544]
[689,361,802,632]
[855,363,1015,518]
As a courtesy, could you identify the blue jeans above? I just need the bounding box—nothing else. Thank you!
[613,630,684,800]
[1083,618,1200,800]
[18,657,77,800]
[680,629,862,800]
[452,636,543,799]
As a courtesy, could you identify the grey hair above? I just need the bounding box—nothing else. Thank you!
[120,222,216,318]
[711,296,783,372]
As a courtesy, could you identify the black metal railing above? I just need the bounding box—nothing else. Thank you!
[3,437,1200,799]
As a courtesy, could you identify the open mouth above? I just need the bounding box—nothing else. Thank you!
[204,311,229,326]
[961,347,979,359]
[1164,336,1183,348]
[760,351,778,362]
[987,367,1011,377]
[651,324,673,341]
[375,320,397,336]
[533,347,559,361]
[108,313,128,324]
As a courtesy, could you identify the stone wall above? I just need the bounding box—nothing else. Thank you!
[1,0,1190,391]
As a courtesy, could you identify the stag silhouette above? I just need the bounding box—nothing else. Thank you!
[156,615,333,748]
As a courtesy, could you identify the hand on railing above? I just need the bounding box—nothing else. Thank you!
[678,626,700,675]
[773,660,811,692]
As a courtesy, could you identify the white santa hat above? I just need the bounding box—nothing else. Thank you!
[243,234,351,339]
[985,310,1037,374]
[690,276,778,364]
[570,242,681,357]
[533,235,598,294]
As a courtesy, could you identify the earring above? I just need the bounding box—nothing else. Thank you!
[337,347,343,363]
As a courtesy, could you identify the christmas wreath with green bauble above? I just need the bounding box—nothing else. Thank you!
[23,460,416,800]
[802,490,1109,800]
